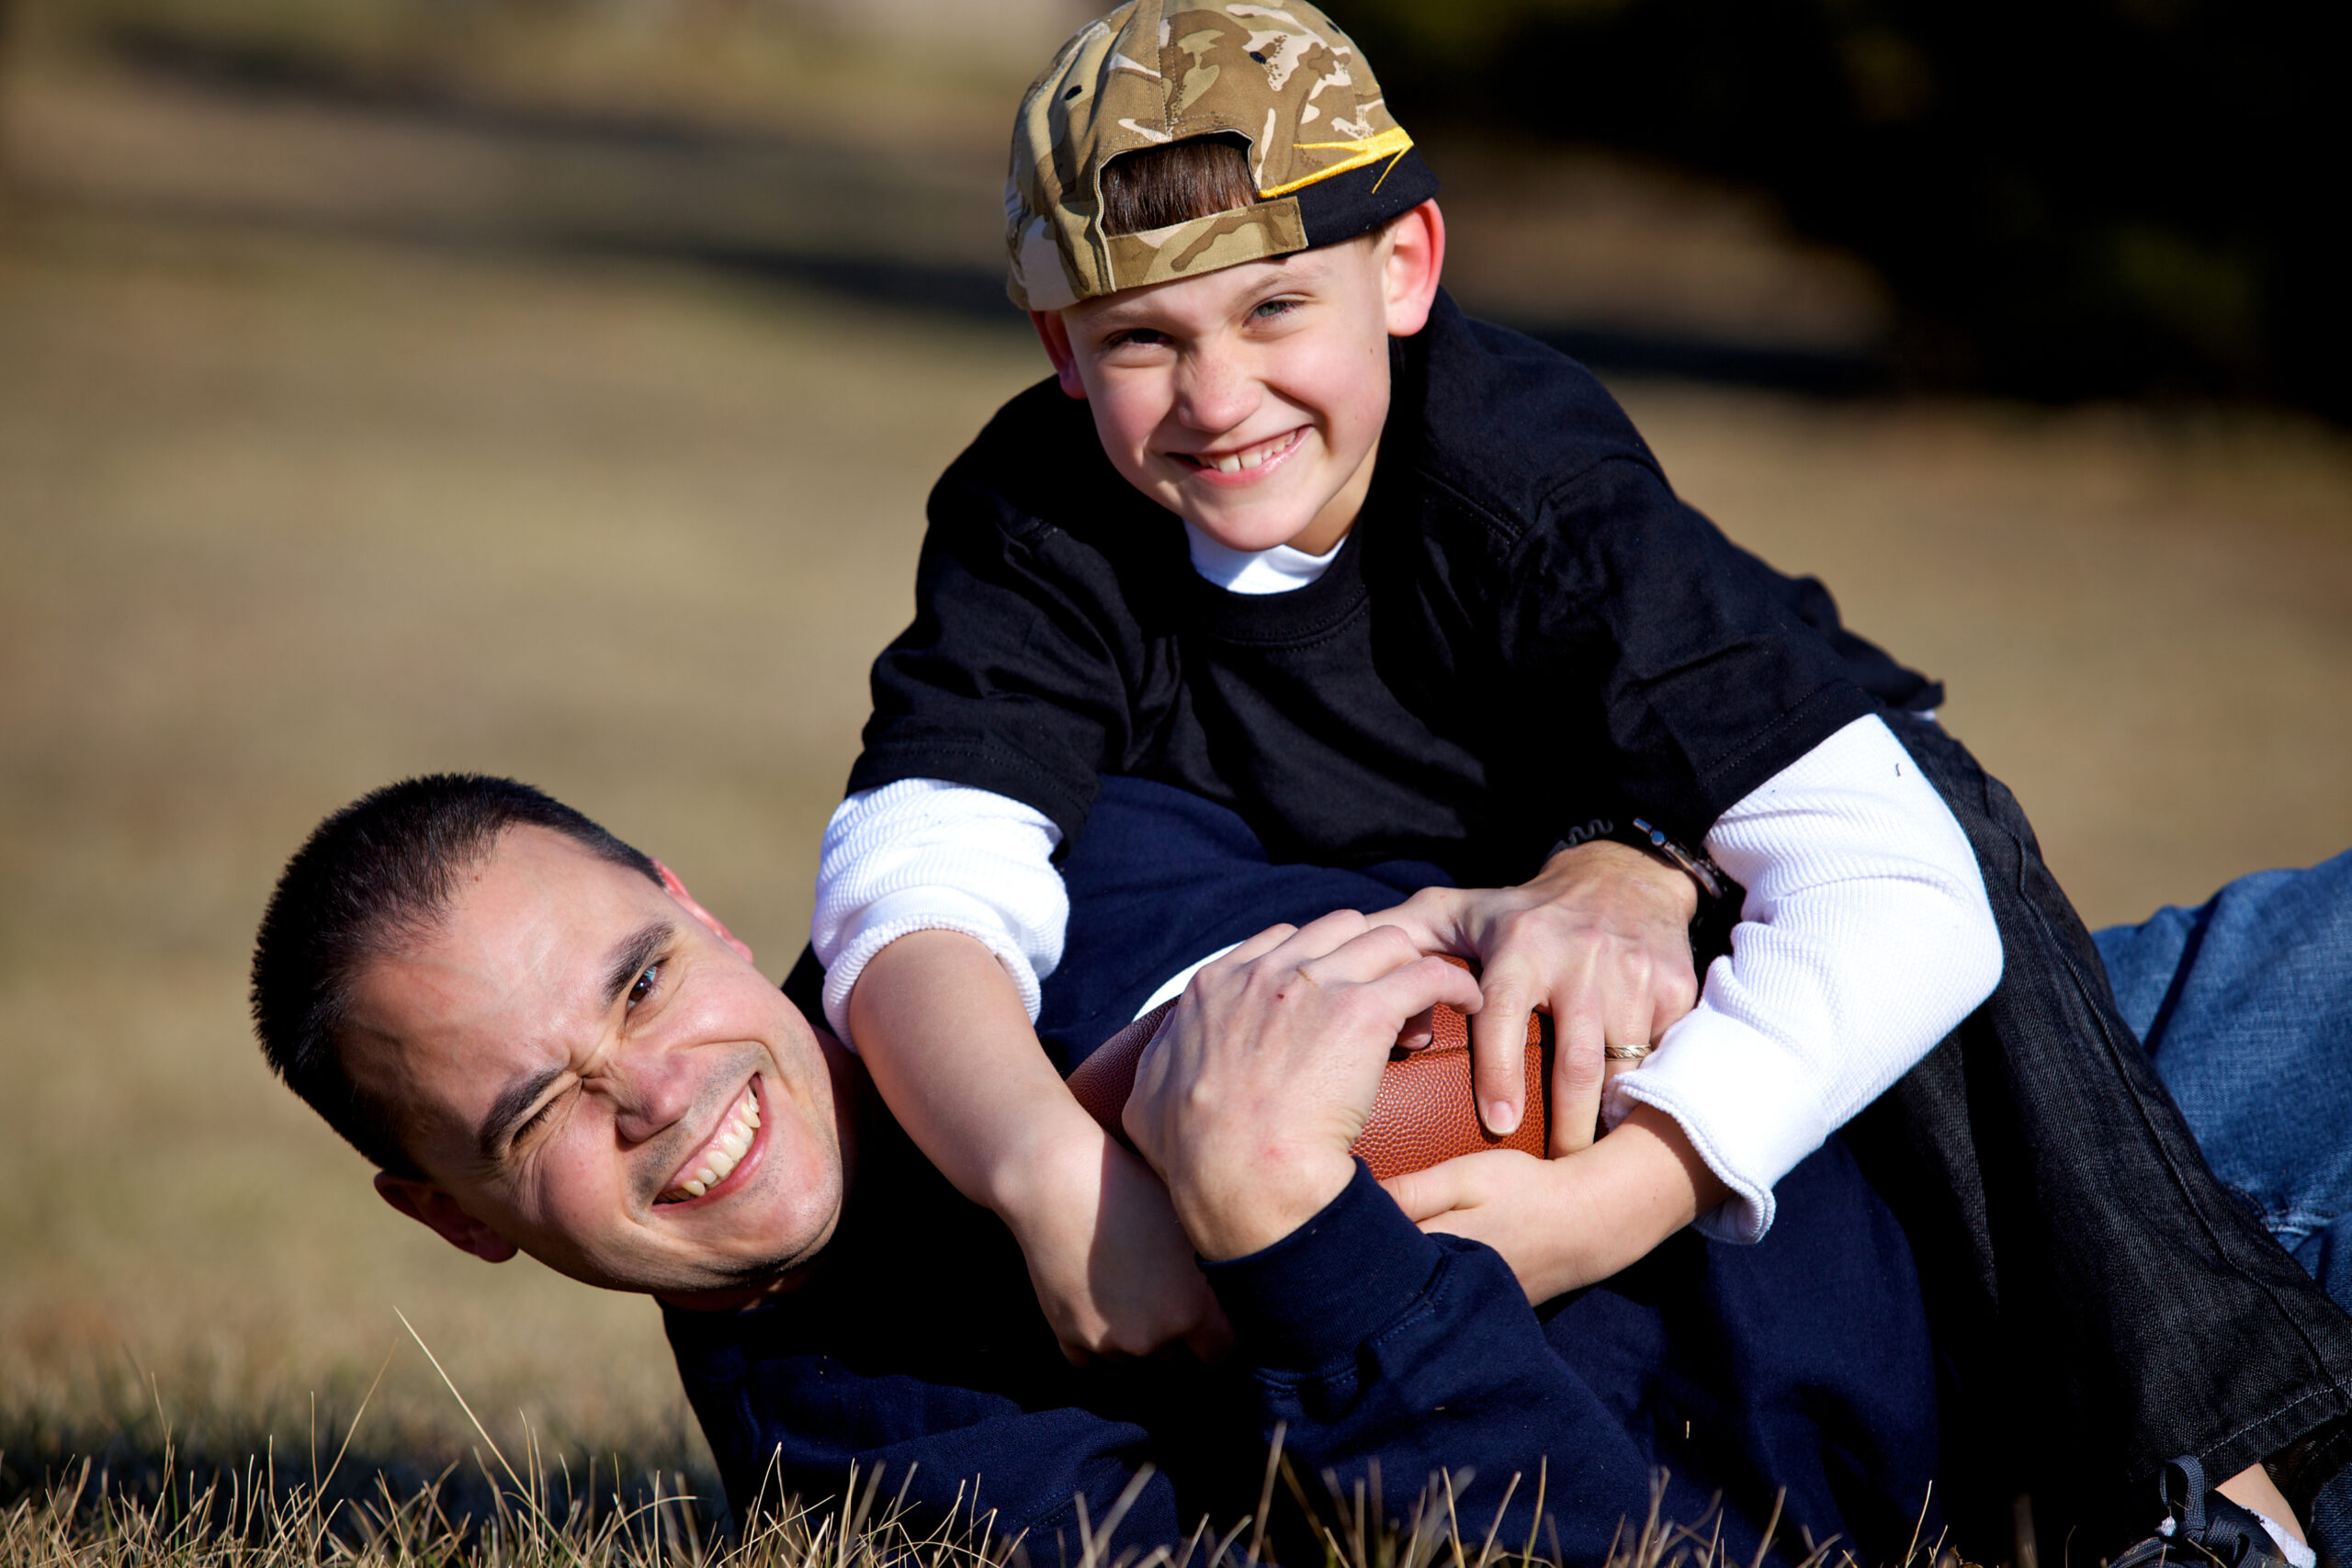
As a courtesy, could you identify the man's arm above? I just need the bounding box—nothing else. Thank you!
[1118,916,1787,1564]
[1206,1166,1736,1563]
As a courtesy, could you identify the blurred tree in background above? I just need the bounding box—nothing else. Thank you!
[17,0,2348,418]
[1349,0,2349,417]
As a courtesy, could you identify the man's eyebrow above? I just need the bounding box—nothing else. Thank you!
[475,919,673,1161]
[600,919,673,1011]
[479,1064,566,1163]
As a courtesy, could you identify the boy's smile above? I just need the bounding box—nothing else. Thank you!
[1032,201,1444,558]
[1171,426,1305,479]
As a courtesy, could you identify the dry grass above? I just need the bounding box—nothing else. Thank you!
[2,1401,1904,1568]
[0,42,2347,1568]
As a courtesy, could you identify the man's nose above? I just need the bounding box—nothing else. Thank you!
[605,1040,701,1145]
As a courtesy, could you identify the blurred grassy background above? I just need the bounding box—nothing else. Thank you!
[1,0,2348,1508]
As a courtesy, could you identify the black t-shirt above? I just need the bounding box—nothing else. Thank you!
[849,291,1936,886]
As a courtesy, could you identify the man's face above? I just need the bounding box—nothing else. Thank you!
[1038,205,1442,558]
[342,827,846,1305]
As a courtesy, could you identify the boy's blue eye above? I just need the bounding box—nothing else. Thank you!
[1252,299,1298,320]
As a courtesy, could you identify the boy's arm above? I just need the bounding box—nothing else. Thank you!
[812,778,1071,1041]
[849,931,1227,1363]
[1620,713,2000,1241]
[815,780,1224,1364]
[1383,714,2000,1293]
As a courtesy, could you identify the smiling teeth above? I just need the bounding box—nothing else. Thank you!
[660,1085,760,1203]
[1200,431,1294,474]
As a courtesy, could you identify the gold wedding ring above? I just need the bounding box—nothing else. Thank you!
[1602,1043,1654,1062]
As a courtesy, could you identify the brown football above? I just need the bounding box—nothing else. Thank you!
[1063,955,1552,1181]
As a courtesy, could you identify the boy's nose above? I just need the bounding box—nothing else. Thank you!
[1173,351,1261,434]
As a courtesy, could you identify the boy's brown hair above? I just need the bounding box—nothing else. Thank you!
[1100,136,1258,238]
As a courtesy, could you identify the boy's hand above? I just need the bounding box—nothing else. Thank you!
[999,1121,1233,1367]
[1372,840,1701,1156]
[1381,1105,1729,1302]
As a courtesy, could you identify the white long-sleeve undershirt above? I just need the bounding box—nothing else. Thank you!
[812,524,2002,1243]
[810,716,1999,1243]
[1609,714,2000,1241]
[811,781,1067,1046]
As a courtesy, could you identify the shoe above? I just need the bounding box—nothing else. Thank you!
[2109,1456,2306,1568]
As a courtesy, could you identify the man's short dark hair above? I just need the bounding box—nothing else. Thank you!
[251,774,660,1178]
[1101,134,1259,236]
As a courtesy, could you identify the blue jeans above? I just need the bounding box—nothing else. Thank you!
[2095,848,2352,1311]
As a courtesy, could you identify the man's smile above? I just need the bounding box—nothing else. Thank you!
[657,1077,765,1205]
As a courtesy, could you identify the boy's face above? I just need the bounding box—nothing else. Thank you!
[1034,201,1443,558]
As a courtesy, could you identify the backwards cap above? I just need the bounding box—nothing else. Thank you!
[1005,1,1439,311]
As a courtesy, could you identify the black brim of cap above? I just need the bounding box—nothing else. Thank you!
[1291,147,1442,249]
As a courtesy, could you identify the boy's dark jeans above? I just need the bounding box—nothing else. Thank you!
[1858,713,2352,1556]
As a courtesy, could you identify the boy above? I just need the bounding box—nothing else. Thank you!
[811,0,1999,1359]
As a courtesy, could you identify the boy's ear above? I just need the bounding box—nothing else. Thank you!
[374,1171,519,1263]
[654,860,755,964]
[1029,310,1089,400]
[1380,199,1446,339]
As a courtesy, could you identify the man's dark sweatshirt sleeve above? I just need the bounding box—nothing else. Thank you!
[673,1150,1926,1564]
[673,1171,1729,1562]
[1205,1164,1757,1566]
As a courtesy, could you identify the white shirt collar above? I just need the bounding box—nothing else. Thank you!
[1182,521,1344,596]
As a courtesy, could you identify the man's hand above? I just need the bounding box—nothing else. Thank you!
[1381,1104,1731,1302]
[997,1123,1233,1366]
[1373,840,1701,1155]
[1121,912,1485,1260]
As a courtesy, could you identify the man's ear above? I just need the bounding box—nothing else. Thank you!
[1029,310,1089,400]
[373,1171,519,1263]
[652,860,755,963]
[1380,199,1446,339]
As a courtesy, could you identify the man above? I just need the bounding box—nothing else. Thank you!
[249,774,1947,1564]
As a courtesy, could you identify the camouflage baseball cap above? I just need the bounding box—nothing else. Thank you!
[1005,1,1440,311]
